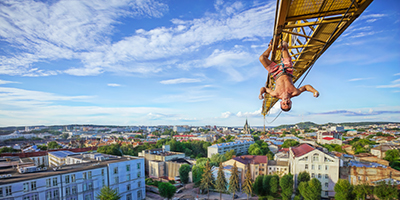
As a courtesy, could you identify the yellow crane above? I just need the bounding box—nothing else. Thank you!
[262,0,373,117]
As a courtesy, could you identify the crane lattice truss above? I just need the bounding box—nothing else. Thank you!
[262,0,373,115]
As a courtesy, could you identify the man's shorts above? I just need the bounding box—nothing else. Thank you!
[267,57,293,80]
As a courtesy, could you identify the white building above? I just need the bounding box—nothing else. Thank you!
[289,144,340,198]
[0,153,145,200]
[207,140,255,158]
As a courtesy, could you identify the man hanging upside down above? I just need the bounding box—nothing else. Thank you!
[259,39,319,112]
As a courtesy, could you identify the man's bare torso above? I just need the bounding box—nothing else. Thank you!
[269,74,301,99]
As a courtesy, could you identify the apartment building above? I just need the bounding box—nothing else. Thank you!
[222,155,268,184]
[289,144,340,199]
[207,140,255,158]
[0,153,145,200]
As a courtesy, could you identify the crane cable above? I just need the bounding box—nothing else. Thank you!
[264,0,356,127]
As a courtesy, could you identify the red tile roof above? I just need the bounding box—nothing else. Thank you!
[322,137,334,140]
[233,155,268,164]
[291,144,315,157]
[279,148,289,152]
[173,135,194,137]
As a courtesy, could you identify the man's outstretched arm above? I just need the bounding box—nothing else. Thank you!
[298,85,319,97]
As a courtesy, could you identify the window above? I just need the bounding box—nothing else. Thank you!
[53,190,59,198]
[313,154,319,162]
[126,165,130,171]
[127,174,131,181]
[127,184,131,191]
[72,174,76,182]
[325,191,328,196]
[358,176,361,181]
[46,178,51,187]
[127,194,132,200]
[114,177,119,184]
[84,194,91,200]
[72,186,77,194]
[32,194,39,200]
[31,181,37,191]
[88,171,92,179]
[262,164,264,166]
[256,172,258,175]
[312,173,315,178]
[318,174,321,179]
[102,179,105,187]
[0,187,3,197]
[325,182,328,188]
[46,191,51,199]
[311,165,314,170]
[23,183,29,192]
[137,163,140,169]
[318,165,321,170]
[83,184,87,191]
[138,190,142,199]
[5,186,11,196]
[83,172,87,180]
[53,177,58,186]
[305,164,308,169]
[325,174,328,179]
[137,172,141,178]
[102,169,105,176]
[66,187,70,196]
[65,175,70,184]
[114,167,118,174]
[88,182,93,190]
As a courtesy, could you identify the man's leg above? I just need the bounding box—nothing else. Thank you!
[259,43,274,71]
[281,41,290,60]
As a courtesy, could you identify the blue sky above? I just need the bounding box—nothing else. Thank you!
[0,0,399,127]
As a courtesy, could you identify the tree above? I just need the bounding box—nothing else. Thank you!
[280,174,293,200]
[192,165,204,187]
[228,161,240,200]
[334,179,354,200]
[299,178,321,200]
[47,141,62,149]
[214,162,227,200]
[60,133,69,139]
[270,176,279,195]
[262,175,272,196]
[242,164,253,200]
[200,160,214,199]
[179,164,191,184]
[353,182,373,200]
[96,186,121,200]
[297,171,310,186]
[374,180,398,200]
[384,149,400,163]
[224,149,236,160]
[281,139,300,148]
[158,182,176,200]
[253,175,264,197]
[210,153,227,165]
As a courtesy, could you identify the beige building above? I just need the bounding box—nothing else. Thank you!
[48,151,75,167]
[138,145,189,180]
[267,160,289,177]
[222,155,268,184]
[341,160,400,186]
[370,144,400,159]
[317,131,342,145]
[289,144,340,198]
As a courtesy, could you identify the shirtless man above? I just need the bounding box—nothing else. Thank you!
[259,40,319,112]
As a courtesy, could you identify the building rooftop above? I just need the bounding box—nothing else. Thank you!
[268,160,289,166]
[233,155,268,164]
[291,144,315,157]
[348,160,387,168]
[0,155,140,185]
[210,140,254,148]
[49,151,75,158]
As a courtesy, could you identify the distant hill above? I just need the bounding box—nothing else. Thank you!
[275,121,398,130]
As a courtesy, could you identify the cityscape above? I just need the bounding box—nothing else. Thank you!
[0,121,400,200]
[0,0,399,200]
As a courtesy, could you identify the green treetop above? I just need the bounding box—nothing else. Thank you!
[228,161,240,200]
[214,162,227,200]
[242,164,253,200]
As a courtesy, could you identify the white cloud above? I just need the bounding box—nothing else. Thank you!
[394,73,400,76]
[160,78,201,84]
[236,108,262,117]
[107,83,122,87]
[221,111,232,118]
[348,77,373,82]
[376,84,400,88]
[0,0,275,77]
[0,80,20,84]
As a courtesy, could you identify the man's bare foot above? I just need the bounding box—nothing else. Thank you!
[259,94,264,100]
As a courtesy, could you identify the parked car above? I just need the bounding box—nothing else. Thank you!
[176,187,184,193]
